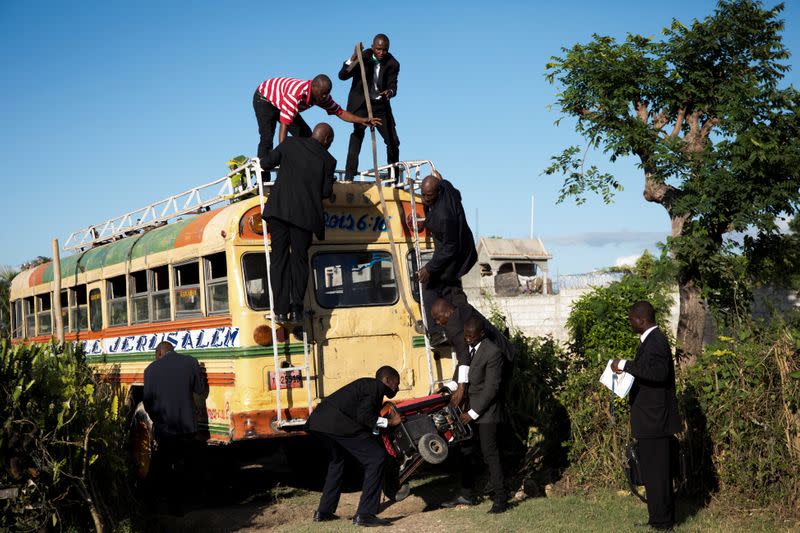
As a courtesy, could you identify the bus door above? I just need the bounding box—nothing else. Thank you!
[309,247,406,397]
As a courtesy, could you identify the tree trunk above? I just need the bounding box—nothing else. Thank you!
[655,184,705,364]
[643,156,708,362]
[675,276,704,364]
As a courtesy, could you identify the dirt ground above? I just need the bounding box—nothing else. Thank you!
[151,469,475,533]
[139,439,481,533]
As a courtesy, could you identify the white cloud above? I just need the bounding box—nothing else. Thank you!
[615,254,641,267]
[546,231,666,247]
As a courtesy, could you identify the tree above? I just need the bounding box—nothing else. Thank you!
[19,256,50,272]
[544,0,800,359]
[0,266,19,339]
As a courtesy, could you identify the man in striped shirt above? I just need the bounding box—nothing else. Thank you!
[253,74,380,170]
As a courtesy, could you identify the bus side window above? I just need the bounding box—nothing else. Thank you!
[107,276,128,327]
[312,251,398,308]
[242,253,270,310]
[70,285,89,331]
[204,253,228,314]
[60,290,68,333]
[130,270,149,324]
[11,300,23,339]
[406,250,434,302]
[36,293,52,336]
[23,296,34,337]
[89,288,102,332]
[150,266,171,322]
[174,261,202,318]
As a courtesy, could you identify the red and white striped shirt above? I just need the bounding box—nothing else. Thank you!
[256,77,343,125]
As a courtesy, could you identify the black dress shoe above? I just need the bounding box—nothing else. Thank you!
[290,305,305,323]
[272,313,290,325]
[487,501,508,514]
[427,331,448,347]
[312,510,338,522]
[440,495,478,508]
[352,514,391,527]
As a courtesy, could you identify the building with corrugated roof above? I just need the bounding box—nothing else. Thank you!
[463,237,553,297]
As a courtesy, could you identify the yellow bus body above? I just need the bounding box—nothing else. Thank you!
[9,182,451,443]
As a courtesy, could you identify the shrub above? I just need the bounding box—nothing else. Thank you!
[488,306,570,485]
[682,319,800,513]
[0,341,130,531]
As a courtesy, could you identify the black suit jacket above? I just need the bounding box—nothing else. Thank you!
[338,49,400,112]
[444,302,515,382]
[423,180,478,282]
[261,137,336,240]
[467,339,505,424]
[306,377,392,436]
[625,328,682,438]
[143,351,209,437]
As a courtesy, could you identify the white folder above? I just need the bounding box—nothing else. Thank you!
[600,360,634,399]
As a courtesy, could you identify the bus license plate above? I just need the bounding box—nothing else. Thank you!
[268,370,302,390]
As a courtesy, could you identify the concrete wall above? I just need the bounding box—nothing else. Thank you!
[465,288,590,342]
[464,285,799,344]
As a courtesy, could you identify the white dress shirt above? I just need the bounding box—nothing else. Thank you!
[464,341,482,420]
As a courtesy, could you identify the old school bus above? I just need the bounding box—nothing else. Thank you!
[8,160,450,444]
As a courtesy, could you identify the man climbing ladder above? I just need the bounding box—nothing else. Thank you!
[260,122,337,324]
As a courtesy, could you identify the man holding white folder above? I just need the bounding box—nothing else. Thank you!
[611,301,682,532]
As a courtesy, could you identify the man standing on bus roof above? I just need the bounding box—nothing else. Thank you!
[261,122,336,324]
[417,174,478,343]
[306,366,402,527]
[143,341,209,514]
[339,34,400,181]
[253,74,381,170]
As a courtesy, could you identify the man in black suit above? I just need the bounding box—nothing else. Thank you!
[339,34,400,181]
[430,297,514,409]
[307,366,402,527]
[261,122,336,324]
[442,316,508,513]
[612,301,682,531]
[418,174,478,342]
[143,341,209,514]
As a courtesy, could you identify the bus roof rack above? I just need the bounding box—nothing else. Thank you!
[63,159,438,252]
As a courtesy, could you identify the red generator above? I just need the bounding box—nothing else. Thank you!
[380,392,473,498]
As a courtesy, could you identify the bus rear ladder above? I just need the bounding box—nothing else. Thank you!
[256,163,313,430]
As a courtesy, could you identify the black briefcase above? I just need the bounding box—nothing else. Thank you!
[624,438,687,503]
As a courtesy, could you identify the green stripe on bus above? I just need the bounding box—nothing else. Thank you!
[86,343,308,364]
[199,423,230,431]
[412,335,427,348]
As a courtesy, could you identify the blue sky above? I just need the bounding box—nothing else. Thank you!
[1,0,798,275]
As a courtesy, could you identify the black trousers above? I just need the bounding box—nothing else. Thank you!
[267,218,312,316]
[314,431,385,517]
[422,278,467,336]
[460,422,506,503]
[638,436,676,529]
[253,91,312,169]
[151,432,198,512]
[345,98,399,178]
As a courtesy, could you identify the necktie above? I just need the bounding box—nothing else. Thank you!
[469,347,476,360]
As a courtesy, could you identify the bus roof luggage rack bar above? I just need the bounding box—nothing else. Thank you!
[354,160,437,189]
[63,158,273,252]
[63,159,431,252]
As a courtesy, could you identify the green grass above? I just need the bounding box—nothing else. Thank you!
[272,479,798,533]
